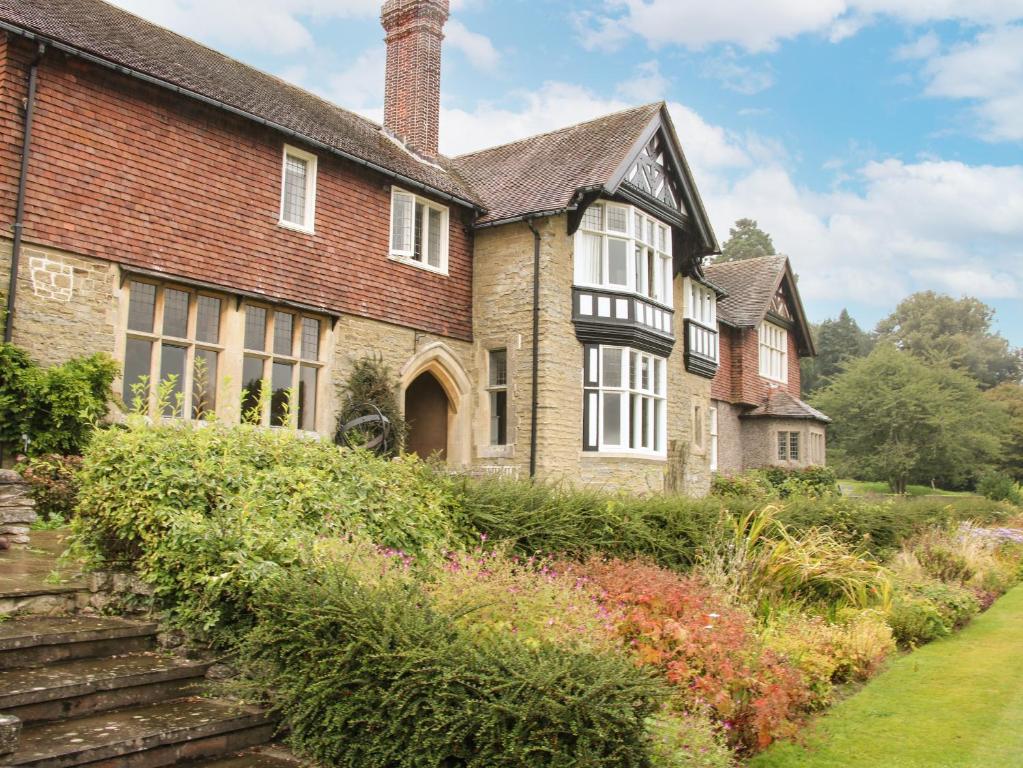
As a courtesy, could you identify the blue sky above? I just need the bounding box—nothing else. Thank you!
[111,0,1023,346]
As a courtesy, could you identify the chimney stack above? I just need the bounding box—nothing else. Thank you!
[381,0,449,159]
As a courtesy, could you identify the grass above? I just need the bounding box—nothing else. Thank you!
[839,479,975,497]
[750,585,1023,768]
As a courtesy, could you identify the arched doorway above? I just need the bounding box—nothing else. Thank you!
[404,370,449,460]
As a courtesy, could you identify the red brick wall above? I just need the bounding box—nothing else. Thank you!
[2,38,473,341]
[714,324,802,406]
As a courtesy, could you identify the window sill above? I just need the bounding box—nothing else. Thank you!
[580,451,666,462]
[760,374,788,385]
[478,444,514,459]
[278,218,315,235]
[389,254,448,276]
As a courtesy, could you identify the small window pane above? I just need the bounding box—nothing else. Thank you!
[579,233,602,284]
[122,337,153,410]
[658,226,668,252]
[489,349,507,387]
[777,432,788,461]
[159,343,187,417]
[245,307,267,351]
[274,312,294,356]
[790,433,800,461]
[242,356,265,423]
[427,207,442,268]
[603,392,622,446]
[193,349,218,419]
[127,282,156,333]
[282,153,308,226]
[490,390,507,446]
[607,206,628,233]
[196,296,221,344]
[413,202,424,263]
[608,239,628,285]
[581,204,602,231]
[270,361,295,427]
[391,192,413,253]
[301,318,320,361]
[298,364,317,431]
[634,212,643,241]
[162,289,190,338]
[602,347,622,388]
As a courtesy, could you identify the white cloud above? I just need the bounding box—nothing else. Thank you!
[576,0,1023,54]
[446,20,501,71]
[921,25,1023,141]
[894,31,941,61]
[615,61,670,102]
[701,52,775,95]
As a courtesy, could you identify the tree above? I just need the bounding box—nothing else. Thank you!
[875,292,1021,389]
[716,218,776,263]
[984,383,1023,482]
[801,309,875,396]
[812,345,1004,493]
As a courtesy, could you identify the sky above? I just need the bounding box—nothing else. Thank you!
[108,0,1023,346]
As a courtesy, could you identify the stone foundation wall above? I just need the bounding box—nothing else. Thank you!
[713,400,745,474]
[0,470,36,548]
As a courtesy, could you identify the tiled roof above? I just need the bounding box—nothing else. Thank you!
[0,0,480,207]
[450,103,663,226]
[703,255,788,327]
[743,390,832,423]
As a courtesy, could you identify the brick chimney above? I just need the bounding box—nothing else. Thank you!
[381,0,449,159]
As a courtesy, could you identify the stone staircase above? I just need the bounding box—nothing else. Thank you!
[0,534,300,768]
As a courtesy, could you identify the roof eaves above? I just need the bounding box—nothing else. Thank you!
[0,19,484,213]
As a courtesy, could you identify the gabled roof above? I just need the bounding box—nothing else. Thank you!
[0,0,481,208]
[450,103,719,254]
[704,255,816,356]
[742,390,831,423]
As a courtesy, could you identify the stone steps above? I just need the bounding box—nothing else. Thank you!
[9,698,275,768]
[0,651,210,723]
[181,746,305,768]
[0,615,157,670]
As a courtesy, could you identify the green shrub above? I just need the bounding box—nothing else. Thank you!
[16,454,82,522]
[977,471,1022,505]
[646,711,733,768]
[711,472,777,501]
[335,354,407,456]
[886,594,949,646]
[0,344,118,456]
[453,477,731,571]
[243,555,665,768]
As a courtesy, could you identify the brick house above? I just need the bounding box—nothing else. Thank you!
[0,0,825,494]
[704,255,830,473]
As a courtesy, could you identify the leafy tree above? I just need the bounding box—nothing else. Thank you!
[716,218,776,263]
[875,292,1021,389]
[812,345,1004,493]
[801,309,875,396]
[984,383,1023,482]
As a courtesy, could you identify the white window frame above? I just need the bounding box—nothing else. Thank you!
[574,201,673,309]
[584,345,668,458]
[685,278,717,327]
[709,406,719,472]
[759,321,789,383]
[278,145,318,234]
[389,186,450,275]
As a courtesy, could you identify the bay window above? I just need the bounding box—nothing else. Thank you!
[389,187,449,273]
[575,202,672,307]
[759,321,788,382]
[583,345,667,455]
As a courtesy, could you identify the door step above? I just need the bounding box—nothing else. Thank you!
[0,616,157,670]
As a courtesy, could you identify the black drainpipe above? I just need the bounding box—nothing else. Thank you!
[525,218,541,479]
[4,42,45,344]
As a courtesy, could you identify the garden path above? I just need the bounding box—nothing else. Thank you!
[751,585,1023,768]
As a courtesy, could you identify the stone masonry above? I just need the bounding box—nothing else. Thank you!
[0,470,37,548]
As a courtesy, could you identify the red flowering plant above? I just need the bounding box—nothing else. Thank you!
[577,557,811,753]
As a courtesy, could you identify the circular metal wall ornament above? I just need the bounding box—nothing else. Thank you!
[336,403,393,455]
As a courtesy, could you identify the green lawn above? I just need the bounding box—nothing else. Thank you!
[839,479,974,497]
[750,586,1023,768]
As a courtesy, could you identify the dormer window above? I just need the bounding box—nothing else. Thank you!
[574,202,672,308]
[389,187,449,274]
[278,145,317,233]
[759,321,788,383]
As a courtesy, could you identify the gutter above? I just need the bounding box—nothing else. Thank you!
[524,218,541,479]
[4,41,44,344]
[0,22,481,213]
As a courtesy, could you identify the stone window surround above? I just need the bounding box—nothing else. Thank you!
[777,430,801,462]
[476,342,515,460]
[115,276,334,433]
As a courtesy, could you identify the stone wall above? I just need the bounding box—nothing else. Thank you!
[0,470,36,548]
[741,417,826,470]
[0,238,117,368]
[712,399,745,475]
